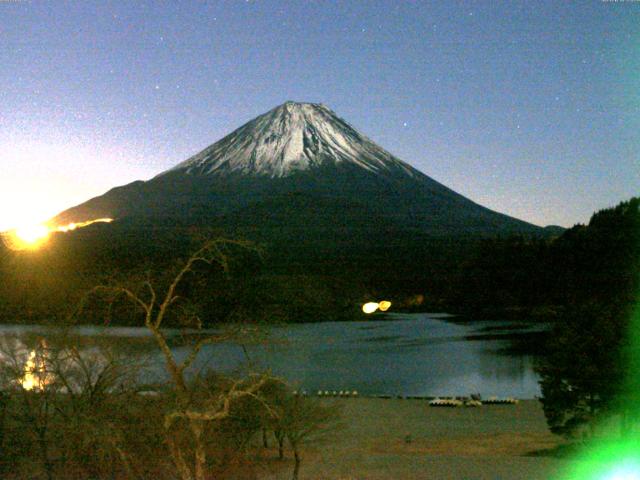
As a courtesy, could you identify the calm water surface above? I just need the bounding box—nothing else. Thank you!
[1,313,544,398]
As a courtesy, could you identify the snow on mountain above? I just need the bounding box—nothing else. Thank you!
[51,100,546,238]
[164,101,419,179]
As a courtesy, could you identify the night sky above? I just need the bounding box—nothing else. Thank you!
[1,0,638,231]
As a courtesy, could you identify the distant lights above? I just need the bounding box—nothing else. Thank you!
[362,300,392,314]
[379,300,391,312]
[362,302,379,314]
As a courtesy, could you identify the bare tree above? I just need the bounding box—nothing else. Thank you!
[0,337,57,480]
[84,238,277,480]
[48,339,143,479]
[0,333,145,479]
[263,383,341,480]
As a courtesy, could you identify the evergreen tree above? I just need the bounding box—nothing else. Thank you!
[536,304,629,437]
[536,198,639,437]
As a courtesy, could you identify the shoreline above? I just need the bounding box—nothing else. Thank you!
[303,392,534,401]
[262,397,567,480]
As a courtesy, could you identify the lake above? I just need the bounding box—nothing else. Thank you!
[0,313,545,398]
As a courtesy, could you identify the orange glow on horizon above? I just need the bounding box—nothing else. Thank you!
[55,218,114,232]
[1,218,114,251]
[14,224,50,247]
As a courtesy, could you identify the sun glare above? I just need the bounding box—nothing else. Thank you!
[2,224,51,251]
[15,224,50,245]
[1,218,114,251]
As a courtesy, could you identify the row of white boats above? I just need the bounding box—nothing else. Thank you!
[292,390,519,406]
[428,396,519,407]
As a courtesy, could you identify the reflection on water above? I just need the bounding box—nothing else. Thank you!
[0,313,545,398]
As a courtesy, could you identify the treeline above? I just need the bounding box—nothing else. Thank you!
[0,198,637,326]
[441,197,639,438]
[445,197,640,319]
[532,198,638,438]
[0,222,371,326]
[0,215,478,325]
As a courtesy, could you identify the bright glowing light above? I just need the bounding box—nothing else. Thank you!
[56,217,113,232]
[378,300,392,312]
[21,341,52,391]
[560,439,640,480]
[362,300,393,314]
[2,224,51,250]
[14,224,50,245]
[362,300,392,314]
[602,459,640,480]
[0,139,150,232]
[21,350,39,391]
[605,468,640,480]
[1,218,114,251]
[362,302,379,314]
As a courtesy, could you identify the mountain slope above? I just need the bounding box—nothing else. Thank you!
[52,101,544,237]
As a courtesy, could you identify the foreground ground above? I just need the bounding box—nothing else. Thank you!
[260,398,569,480]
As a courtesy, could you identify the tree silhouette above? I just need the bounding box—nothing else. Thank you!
[84,238,278,480]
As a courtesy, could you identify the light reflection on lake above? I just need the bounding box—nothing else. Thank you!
[0,313,545,398]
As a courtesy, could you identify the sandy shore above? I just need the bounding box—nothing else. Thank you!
[260,398,569,480]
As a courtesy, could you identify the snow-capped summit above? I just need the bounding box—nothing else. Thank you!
[165,101,418,179]
[52,101,547,239]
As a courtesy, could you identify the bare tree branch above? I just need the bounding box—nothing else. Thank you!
[76,237,266,480]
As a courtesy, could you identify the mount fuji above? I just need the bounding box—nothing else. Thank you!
[52,101,545,240]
